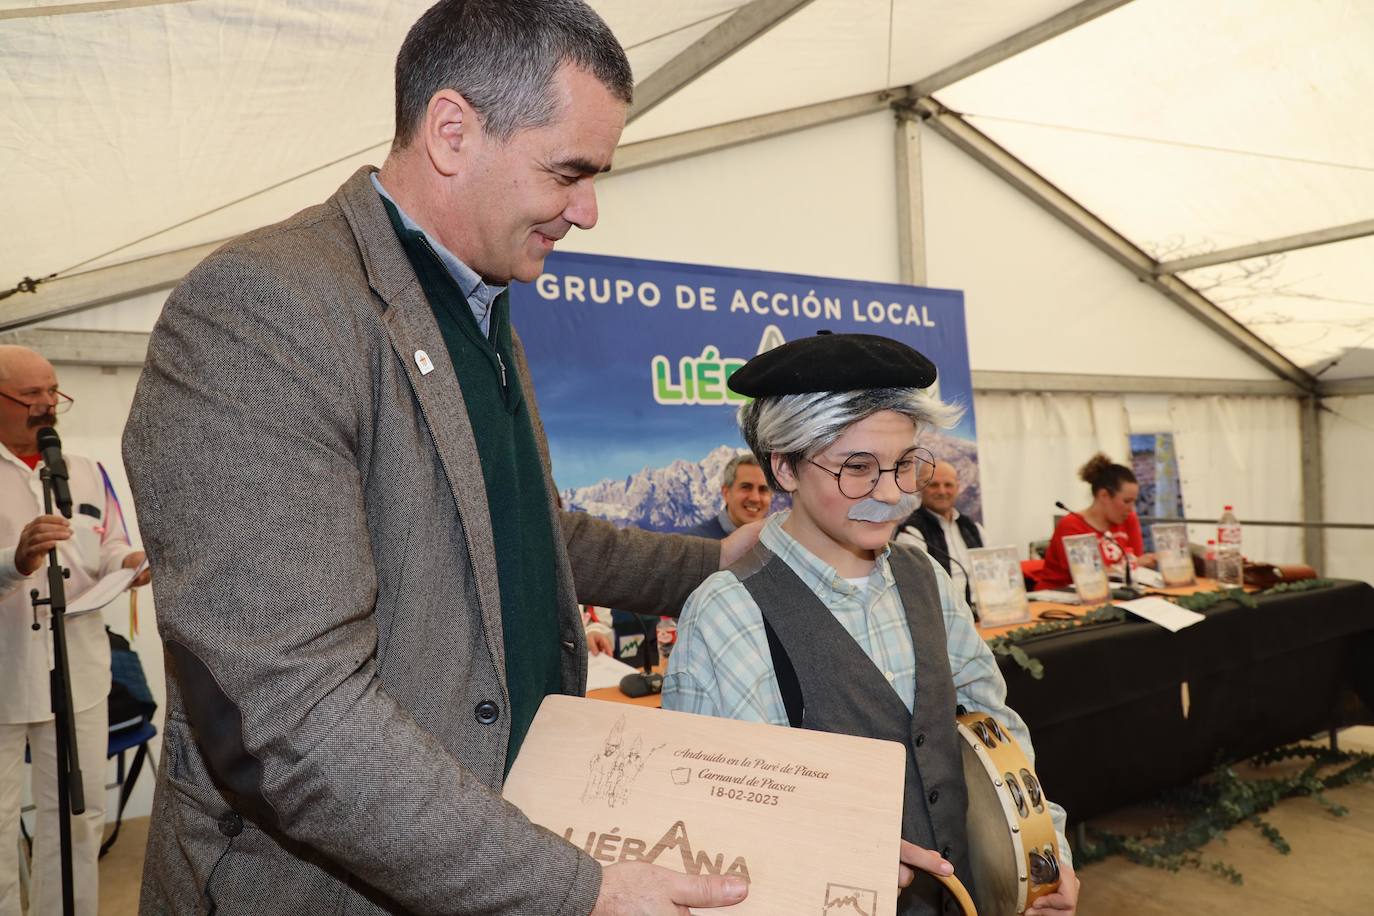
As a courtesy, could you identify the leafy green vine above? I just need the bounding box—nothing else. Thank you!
[1076,743,1374,883]
[987,605,1127,679]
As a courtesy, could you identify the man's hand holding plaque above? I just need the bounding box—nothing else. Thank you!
[593,861,748,914]
[504,696,907,915]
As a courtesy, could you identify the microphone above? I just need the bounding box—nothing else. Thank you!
[36,427,73,518]
[618,671,664,698]
[895,510,977,618]
[1055,501,1139,595]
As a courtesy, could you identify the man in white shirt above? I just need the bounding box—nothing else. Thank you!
[894,461,986,610]
[0,345,148,916]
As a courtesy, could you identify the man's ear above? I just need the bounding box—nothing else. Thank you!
[720,484,731,503]
[771,454,798,494]
[423,89,477,177]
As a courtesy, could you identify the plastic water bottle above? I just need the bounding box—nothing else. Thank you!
[1217,506,1242,553]
[656,617,678,660]
[1216,506,1243,588]
[1204,539,1218,580]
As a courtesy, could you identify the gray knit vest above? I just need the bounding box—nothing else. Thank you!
[730,543,976,916]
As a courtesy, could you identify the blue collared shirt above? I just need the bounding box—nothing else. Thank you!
[370,172,504,334]
[663,511,1071,862]
[714,508,738,535]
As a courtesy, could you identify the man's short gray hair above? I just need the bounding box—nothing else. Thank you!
[740,388,963,490]
[720,452,761,488]
[393,0,633,148]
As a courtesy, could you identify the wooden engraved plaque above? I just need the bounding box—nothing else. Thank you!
[504,695,906,915]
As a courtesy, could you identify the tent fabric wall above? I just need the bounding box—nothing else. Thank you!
[1167,395,1304,565]
[971,391,1130,560]
[5,0,1370,382]
[1322,395,1374,586]
[39,107,1301,387]
[918,125,1281,381]
[971,391,1306,568]
[562,110,902,283]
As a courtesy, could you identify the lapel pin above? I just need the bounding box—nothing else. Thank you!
[415,349,435,375]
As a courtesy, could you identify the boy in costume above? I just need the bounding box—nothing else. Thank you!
[663,332,1078,916]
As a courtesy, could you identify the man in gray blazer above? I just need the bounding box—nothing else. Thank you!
[122,2,755,913]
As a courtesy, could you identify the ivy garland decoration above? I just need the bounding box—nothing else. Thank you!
[1075,742,1374,883]
[986,605,1127,679]
[992,579,1337,679]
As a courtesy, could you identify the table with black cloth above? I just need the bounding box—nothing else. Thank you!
[1000,579,1374,822]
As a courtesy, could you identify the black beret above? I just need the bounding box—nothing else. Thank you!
[727,331,938,397]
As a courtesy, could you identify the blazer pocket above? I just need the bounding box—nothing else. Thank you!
[162,717,235,818]
[161,718,350,914]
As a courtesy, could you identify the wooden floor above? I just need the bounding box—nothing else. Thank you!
[1076,726,1374,916]
[77,727,1374,915]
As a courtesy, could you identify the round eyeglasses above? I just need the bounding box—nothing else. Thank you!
[0,388,75,415]
[805,446,936,499]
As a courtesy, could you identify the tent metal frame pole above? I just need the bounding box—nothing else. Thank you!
[1320,378,1374,397]
[626,0,815,124]
[906,0,1135,98]
[0,0,192,21]
[971,371,1303,397]
[0,241,220,333]
[1154,218,1374,275]
[0,328,148,367]
[1299,395,1327,570]
[911,98,1318,393]
[894,110,927,286]
[614,89,902,175]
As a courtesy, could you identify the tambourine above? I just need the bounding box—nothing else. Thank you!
[934,711,1062,915]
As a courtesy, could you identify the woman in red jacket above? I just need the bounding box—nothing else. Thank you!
[1036,453,1154,589]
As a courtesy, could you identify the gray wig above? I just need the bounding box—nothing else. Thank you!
[740,388,963,491]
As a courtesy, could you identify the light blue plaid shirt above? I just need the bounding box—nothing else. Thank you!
[663,511,1071,863]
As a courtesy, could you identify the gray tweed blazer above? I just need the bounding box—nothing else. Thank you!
[122,167,719,915]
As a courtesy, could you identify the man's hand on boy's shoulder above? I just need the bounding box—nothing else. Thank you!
[718,519,765,570]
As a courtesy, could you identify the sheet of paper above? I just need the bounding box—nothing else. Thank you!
[585,650,640,692]
[66,559,148,618]
[1118,595,1205,632]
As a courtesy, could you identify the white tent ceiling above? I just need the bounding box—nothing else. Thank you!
[2,0,1371,383]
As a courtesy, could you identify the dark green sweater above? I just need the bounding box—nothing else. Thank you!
[382,200,561,770]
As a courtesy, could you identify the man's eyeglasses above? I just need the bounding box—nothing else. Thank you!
[0,388,75,415]
[806,446,936,499]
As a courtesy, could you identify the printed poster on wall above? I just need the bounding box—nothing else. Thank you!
[513,252,980,532]
[1129,432,1186,552]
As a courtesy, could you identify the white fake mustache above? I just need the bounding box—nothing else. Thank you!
[847,492,920,523]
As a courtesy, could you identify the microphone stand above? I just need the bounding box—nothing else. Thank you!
[1118,549,1143,598]
[1055,501,1143,598]
[28,464,83,916]
[896,512,978,621]
[922,541,978,622]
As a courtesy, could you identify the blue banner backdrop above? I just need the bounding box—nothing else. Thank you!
[513,252,981,531]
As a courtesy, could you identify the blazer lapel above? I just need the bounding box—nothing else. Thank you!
[334,167,508,681]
